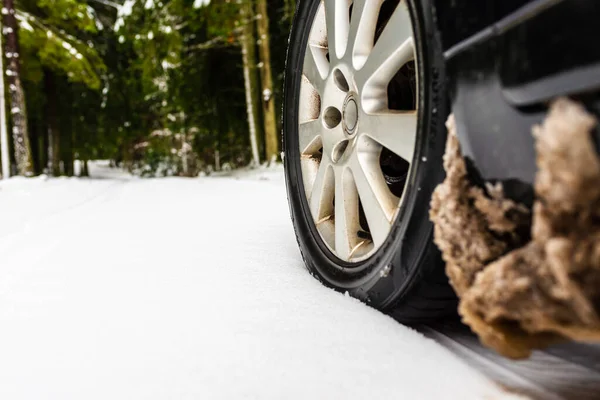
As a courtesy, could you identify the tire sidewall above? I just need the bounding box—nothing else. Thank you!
[283,0,447,308]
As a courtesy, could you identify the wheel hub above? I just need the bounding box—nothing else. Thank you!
[343,95,359,136]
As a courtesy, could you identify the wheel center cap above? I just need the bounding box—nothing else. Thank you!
[343,96,358,135]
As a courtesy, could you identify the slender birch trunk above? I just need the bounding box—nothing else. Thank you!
[0,16,9,178]
[255,0,278,163]
[44,69,60,176]
[240,0,260,166]
[3,0,33,176]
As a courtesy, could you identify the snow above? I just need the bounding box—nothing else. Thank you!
[87,5,104,31]
[194,0,211,8]
[0,162,518,399]
[114,0,135,31]
[17,20,33,32]
[161,60,174,70]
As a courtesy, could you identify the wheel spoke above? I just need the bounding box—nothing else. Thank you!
[324,0,350,60]
[355,2,414,99]
[334,167,358,261]
[362,112,417,161]
[309,159,334,221]
[349,154,397,246]
[303,45,329,92]
[346,0,382,69]
[298,119,322,155]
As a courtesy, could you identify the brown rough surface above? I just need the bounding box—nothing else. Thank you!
[431,98,600,359]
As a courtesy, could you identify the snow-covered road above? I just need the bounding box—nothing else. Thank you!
[0,163,517,399]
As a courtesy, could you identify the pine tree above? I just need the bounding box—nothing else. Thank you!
[4,0,295,177]
[15,0,107,175]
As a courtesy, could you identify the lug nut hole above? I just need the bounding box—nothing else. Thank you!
[333,69,350,92]
[323,107,342,129]
[332,140,349,163]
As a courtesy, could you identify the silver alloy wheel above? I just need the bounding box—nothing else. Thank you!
[298,0,419,263]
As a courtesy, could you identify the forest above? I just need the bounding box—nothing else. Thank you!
[0,0,295,178]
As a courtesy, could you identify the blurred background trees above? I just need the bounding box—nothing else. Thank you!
[0,0,294,178]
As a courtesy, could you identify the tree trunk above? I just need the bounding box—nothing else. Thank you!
[63,123,73,177]
[39,117,48,174]
[240,0,260,166]
[181,134,189,176]
[0,16,9,179]
[3,0,33,176]
[214,149,220,172]
[29,115,39,173]
[255,0,278,163]
[82,159,89,177]
[44,69,60,176]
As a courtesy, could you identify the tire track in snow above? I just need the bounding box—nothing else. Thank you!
[418,321,600,400]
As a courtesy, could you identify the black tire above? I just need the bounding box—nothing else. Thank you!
[283,0,457,322]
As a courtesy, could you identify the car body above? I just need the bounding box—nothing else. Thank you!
[282,0,600,322]
[436,0,600,204]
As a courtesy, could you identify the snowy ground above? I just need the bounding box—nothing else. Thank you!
[0,162,518,399]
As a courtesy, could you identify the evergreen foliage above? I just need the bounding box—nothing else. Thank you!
[1,0,291,177]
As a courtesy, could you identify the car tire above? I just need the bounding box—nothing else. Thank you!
[283,0,456,322]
